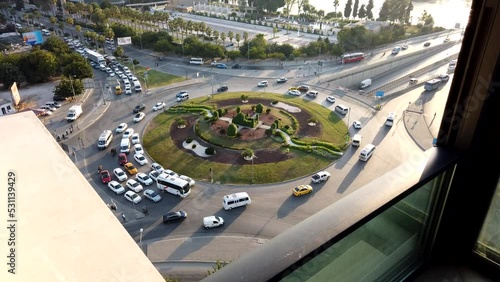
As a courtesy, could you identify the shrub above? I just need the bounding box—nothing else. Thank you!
[266,108,271,114]
[176,117,186,127]
[192,144,197,149]
[256,103,264,113]
[241,149,254,158]
[186,136,193,143]
[271,100,278,105]
[236,106,241,113]
[226,123,238,137]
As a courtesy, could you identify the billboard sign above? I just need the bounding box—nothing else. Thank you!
[22,31,43,45]
[10,82,20,106]
[117,36,132,45]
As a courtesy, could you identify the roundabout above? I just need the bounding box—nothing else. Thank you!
[143,92,349,184]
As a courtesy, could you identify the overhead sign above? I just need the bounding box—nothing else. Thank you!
[376,91,385,97]
[117,36,132,45]
[22,30,43,45]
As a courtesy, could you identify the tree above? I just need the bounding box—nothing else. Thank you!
[66,17,74,38]
[63,61,93,79]
[53,76,84,98]
[358,4,366,19]
[352,0,359,19]
[0,63,25,90]
[114,46,125,58]
[284,0,296,18]
[100,0,112,9]
[405,0,414,25]
[333,0,340,16]
[378,0,390,21]
[344,0,353,19]
[366,0,374,20]
[228,31,234,43]
[418,10,434,26]
[235,33,241,47]
[253,0,285,13]
[220,32,226,46]
[19,50,57,83]
[49,16,57,30]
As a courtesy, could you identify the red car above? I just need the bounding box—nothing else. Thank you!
[118,153,128,166]
[100,170,112,184]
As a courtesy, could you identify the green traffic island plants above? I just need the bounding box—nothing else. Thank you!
[241,149,254,161]
[176,117,187,128]
[241,94,249,103]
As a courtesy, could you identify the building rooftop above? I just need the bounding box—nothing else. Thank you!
[0,111,164,282]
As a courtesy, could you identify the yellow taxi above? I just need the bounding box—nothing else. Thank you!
[115,85,122,95]
[124,162,138,175]
[292,185,313,196]
[288,86,298,91]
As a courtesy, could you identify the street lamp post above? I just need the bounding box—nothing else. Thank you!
[211,75,214,95]
[139,228,143,243]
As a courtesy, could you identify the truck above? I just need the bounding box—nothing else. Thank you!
[359,78,372,89]
[352,134,362,147]
[86,50,105,65]
[385,112,396,127]
[66,105,83,122]
[311,171,331,184]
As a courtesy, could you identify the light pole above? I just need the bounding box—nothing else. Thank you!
[139,228,143,243]
[69,75,76,100]
[347,107,351,137]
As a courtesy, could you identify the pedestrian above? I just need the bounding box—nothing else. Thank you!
[70,127,73,134]
[77,125,80,130]
[65,129,68,136]
[142,206,148,215]
[121,213,126,222]
[70,124,73,130]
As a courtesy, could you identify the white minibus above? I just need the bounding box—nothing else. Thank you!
[189,58,204,65]
[223,192,251,210]
[97,130,113,149]
[359,144,376,161]
[335,104,349,115]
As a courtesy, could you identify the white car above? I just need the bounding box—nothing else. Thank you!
[116,123,128,133]
[124,190,142,204]
[125,86,132,95]
[203,216,224,229]
[113,168,128,181]
[164,169,179,178]
[257,81,268,87]
[123,128,134,139]
[353,121,362,129]
[134,153,148,166]
[288,90,301,96]
[179,175,195,187]
[126,179,143,192]
[326,96,336,103]
[131,133,140,144]
[108,180,126,194]
[133,112,145,123]
[134,144,144,155]
[136,172,153,186]
[132,77,138,82]
[143,189,162,202]
[109,72,115,77]
[149,170,160,182]
[151,162,164,173]
[277,77,288,83]
[153,102,166,111]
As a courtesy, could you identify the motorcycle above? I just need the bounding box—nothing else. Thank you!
[111,148,116,156]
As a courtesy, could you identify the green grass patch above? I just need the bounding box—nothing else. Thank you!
[125,63,185,88]
[143,92,348,184]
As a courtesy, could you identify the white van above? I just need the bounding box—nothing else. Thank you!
[359,144,376,161]
[359,79,372,89]
[177,93,189,102]
[97,130,113,149]
[133,81,142,92]
[120,138,131,154]
[335,104,349,115]
[223,192,251,210]
[41,29,50,36]
[352,134,362,147]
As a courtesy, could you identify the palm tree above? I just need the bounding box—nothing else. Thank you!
[235,33,241,47]
[243,31,248,42]
[66,17,74,38]
[228,31,234,43]
[212,30,219,45]
[220,32,226,46]
[50,16,57,30]
[58,21,65,36]
[333,0,340,16]
[205,27,212,42]
[97,35,106,53]
[75,25,82,42]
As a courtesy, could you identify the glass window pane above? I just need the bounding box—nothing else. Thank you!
[474,178,500,265]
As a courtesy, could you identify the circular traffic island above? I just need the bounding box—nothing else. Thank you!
[143,92,348,184]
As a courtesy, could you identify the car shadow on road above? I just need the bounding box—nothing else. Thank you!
[337,161,367,194]
[276,193,313,219]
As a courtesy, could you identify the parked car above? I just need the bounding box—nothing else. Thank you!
[100,170,111,184]
[126,179,143,192]
[163,210,187,223]
[216,63,227,69]
[277,77,288,83]
[118,153,128,165]
[257,81,268,87]
[293,184,313,196]
[113,168,128,181]
[353,121,362,129]
[116,123,128,133]
[136,172,153,186]
[288,90,301,96]
[143,189,162,202]
[108,180,126,194]
[124,162,138,175]
[124,190,142,204]
[134,153,148,166]
[217,85,229,92]
[232,64,241,69]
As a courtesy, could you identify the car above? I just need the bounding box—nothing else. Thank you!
[438,74,450,82]
[132,77,138,82]
[153,102,166,111]
[126,179,143,192]
[118,153,128,165]
[297,85,310,92]
[131,133,140,144]
[277,77,288,83]
[40,105,57,111]
[39,110,52,116]
[217,85,228,92]
[232,64,241,69]
[149,170,160,181]
[124,162,138,175]
[134,153,148,166]
[353,121,362,129]
[163,169,179,178]
[125,86,132,95]
[105,67,113,74]
[151,162,164,174]
[288,90,301,96]
[122,128,134,139]
[133,104,145,113]
[134,144,144,155]
[109,72,115,77]
[116,123,128,133]
[402,44,409,50]
[203,216,224,229]
[179,175,195,187]
[113,168,128,181]
[45,101,61,108]
[143,189,162,202]
[311,171,331,184]
[443,38,450,43]
[100,170,111,184]
[124,191,142,204]
[176,90,188,98]
[108,181,126,194]
[424,42,431,47]
[326,96,336,103]
[216,63,227,69]
[133,112,145,123]
[210,61,218,66]
[257,81,269,87]
[136,172,153,186]
[162,210,187,223]
[293,184,313,196]
[288,86,298,91]
[409,78,418,85]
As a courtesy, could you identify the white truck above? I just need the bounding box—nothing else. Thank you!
[359,78,372,89]
[66,105,82,122]
[203,216,224,229]
[86,50,105,65]
[311,171,331,184]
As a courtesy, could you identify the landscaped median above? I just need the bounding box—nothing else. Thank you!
[124,63,186,88]
[143,92,349,184]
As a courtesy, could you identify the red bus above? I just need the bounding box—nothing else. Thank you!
[341,52,365,63]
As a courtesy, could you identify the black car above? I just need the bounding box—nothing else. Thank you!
[217,85,229,92]
[232,64,241,69]
[133,104,145,113]
[424,42,431,47]
[162,210,187,223]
